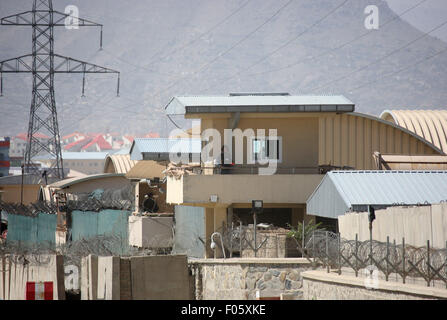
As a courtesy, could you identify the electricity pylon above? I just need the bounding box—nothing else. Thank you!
[0,0,120,179]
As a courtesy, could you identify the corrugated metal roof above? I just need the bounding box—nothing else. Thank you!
[380,109,447,153]
[0,174,59,185]
[165,95,355,115]
[130,138,201,161]
[48,173,125,189]
[307,170,447,219]
[103,154,137,174]
[125,160,166,180]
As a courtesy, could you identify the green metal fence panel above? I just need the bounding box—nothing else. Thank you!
[173,205,205,258]
[71,209,130,241]
[36,213,57,243]
[6,214,36,242]
[6,213,56,244]
[97,209,130,239]
[71,210,98,241]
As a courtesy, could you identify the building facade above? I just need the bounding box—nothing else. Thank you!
[164,94,443,258]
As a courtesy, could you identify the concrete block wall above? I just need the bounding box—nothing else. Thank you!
[0,254,65,300]
[130,255,190,300]
[80,254,190,300]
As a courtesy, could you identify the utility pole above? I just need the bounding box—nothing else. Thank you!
[0,0,120,179]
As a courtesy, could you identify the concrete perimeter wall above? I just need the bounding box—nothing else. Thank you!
[81,254,190,300]
[338,203,447,248]
[302,270,447,300]
[190,258,313,300]
[0,254,65,300]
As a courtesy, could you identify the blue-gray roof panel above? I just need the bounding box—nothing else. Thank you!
[130,138,201,161]
[307,170,447,218]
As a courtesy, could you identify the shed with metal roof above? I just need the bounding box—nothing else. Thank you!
[306,170,447,219]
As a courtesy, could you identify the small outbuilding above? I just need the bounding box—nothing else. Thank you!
[306,170,447,219]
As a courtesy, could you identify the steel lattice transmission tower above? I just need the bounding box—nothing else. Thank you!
[0,0,120,179]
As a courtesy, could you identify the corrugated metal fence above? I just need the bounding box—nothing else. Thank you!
[71,209,130,241]
[6,213,57,243]
[172,205,205,258]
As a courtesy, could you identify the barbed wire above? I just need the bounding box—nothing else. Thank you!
[306,231,447,283]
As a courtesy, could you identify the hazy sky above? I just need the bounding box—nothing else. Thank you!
[386,0,447,42]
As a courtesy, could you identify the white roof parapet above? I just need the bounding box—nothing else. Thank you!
[165,94,355,115]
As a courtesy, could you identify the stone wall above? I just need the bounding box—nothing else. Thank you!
[190,258,313,300]
[302,270,447,300]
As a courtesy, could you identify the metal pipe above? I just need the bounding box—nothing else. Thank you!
[20,164,24,205]
[116,74,120,97]
[402,237,406,284]
[355,233,358,277]
[99,26,103,50]
[253,211,257,257]
[386,236,389,281]
[427,240,431,287]
[325,231,329,273]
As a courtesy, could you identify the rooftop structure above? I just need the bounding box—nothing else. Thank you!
[166,94,355,115]
[380,109,447,154]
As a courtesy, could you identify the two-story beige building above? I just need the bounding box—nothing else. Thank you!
[165,93,443,257]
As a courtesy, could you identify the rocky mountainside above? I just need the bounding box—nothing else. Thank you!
[0,0,446,136]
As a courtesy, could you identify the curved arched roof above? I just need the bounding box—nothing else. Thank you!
[103,154,137,174]
[380,110,447,154]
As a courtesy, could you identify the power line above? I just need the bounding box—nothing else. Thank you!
[242,0,429,78]
[201,0,351,92]
[348,46,447,92]
[144,0,254,69]
[100,48,172,76]
[149,0,296,99]
[304,17,447,93]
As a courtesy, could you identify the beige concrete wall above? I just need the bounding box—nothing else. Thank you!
[130,255,190,300]
[81,255,190,300]
[338,203,447,248]
[97,256,120,300]
[167,174,323,205]
[81,254,98,300]
[0,254,65,300]
[128,215,174,248]
[302,270,447,300]
[0,185,40,204]
[81,255,120,300]
[319,114,438,170]
[202,116,319,168]
[195,112,441,172]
